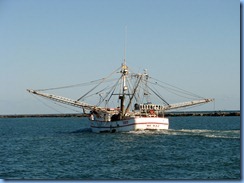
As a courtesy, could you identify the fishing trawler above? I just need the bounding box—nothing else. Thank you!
[27,61,213,133]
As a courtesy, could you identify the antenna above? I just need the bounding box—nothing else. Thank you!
[124,25,127,65]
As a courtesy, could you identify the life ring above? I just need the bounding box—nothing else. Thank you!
[149,109,155,115]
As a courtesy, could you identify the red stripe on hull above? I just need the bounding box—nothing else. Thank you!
[91,122,169,129]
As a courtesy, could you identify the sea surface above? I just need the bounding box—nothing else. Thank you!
[0,116,240,180]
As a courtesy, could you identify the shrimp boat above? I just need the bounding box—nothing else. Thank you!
[27,61,213,133]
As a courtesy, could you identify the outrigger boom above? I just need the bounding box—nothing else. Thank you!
[27,89,213,113]
[26,89,110,114]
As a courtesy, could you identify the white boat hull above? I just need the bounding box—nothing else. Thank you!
[90,117,169,133]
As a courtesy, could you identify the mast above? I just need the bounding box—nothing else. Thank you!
[119,26,128,119]
[119,61,128,119]
[124,25,127,66]
[143,69,150,103]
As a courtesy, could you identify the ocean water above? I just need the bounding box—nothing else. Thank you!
[0,116,240,180]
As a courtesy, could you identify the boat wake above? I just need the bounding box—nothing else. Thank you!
[128,129,240,139]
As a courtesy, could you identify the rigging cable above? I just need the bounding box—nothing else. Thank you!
[36,78,107,91]
[30,92,63,113]
[149,77,204,99]
[81,84,113,100]
[76,66,121,101]
[148,80,201,100]
[125,74,143,113]
[125,75,139,102]
[146,84,169,105]
[35,66,121,92]
[96,75,122,107]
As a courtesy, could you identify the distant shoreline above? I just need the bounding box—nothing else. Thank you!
[0,110,240,118]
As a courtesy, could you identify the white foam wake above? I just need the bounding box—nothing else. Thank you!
[127,129,240,139]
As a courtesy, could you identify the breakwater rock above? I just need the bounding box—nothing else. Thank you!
[0,110,240,118]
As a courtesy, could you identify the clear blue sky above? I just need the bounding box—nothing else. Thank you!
[0,0,240,114]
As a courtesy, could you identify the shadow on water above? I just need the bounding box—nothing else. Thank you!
[56,128,92,134]
[70,128,92,133]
